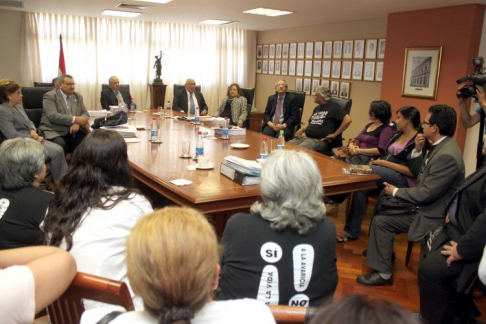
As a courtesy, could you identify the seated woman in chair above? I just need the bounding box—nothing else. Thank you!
[0,79,67,183]
[0,138,53,250]
[217,150,338,307]
[84,207,275,323]
[342,100,394,165]
[213,83,247,127]
[43,129,153,310]
[336,106,422,243]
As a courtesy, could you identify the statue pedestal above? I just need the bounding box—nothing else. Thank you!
[149,83,167,108]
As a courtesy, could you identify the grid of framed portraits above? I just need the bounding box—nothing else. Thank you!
[257,38,386,96]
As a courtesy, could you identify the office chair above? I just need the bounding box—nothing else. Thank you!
[240,87,255,128]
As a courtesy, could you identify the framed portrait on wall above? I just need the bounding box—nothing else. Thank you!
[340,82,350,99]
[275,60,281,75]
[263,45,269,58]
[281,61,288,75]
[306,42,314,59]
[322,60,331,78]
[375,62,384,81]
[256,60,262,73]
[297,60,304,76]
[333,40,343,59]
[363,61,375,81]
[314,41,323,59]
[343,40,353,59]
[341,61,352,79]
[305,60,312,77]
[282,43,290,58]
[330,80,340,96]
[304,78,311,95]
[402,47,442,99]
[352,61,363,80]
[323,41,333,59]
[321,79,330,90]
[269,44,276,59]
[295,78,303,92]
[378,39,386,59]
[365,39,378,59]
[312,79,320,95]
[354,40,365,59]
[263,60,268,74]
[290,43,297,59]
[313,61,322,78]
[289,60,296,76]
[269,60,275,74]
[331,61,341,79]
[276,44,282,59]
[257,45,262,59]
[297,43,305,59]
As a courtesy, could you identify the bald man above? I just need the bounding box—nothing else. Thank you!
[173,78,208,115]
[100,76,133,110]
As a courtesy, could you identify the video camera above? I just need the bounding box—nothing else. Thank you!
[456,57,486,99]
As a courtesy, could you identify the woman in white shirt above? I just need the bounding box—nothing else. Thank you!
[42,129,153,309]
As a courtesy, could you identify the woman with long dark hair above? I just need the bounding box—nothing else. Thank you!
[42,129,153,309]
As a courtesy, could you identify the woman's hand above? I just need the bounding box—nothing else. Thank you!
[371,159,386,166]
[348,144,359,155]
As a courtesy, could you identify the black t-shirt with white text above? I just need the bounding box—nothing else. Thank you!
[305,102,346,139]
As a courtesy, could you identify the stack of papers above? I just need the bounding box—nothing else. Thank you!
[101,124,137,138]
[224,156,261,176]
[88,110,109,117]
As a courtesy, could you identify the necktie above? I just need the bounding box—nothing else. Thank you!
[66,96,72,115]
[273,97,283,124]
[115,91,124,105]
[189,93,195,115]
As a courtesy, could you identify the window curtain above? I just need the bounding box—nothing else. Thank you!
[20,12,256,112]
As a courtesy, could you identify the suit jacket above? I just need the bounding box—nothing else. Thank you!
[173,89,208,114]
[396,137,465,241]
[214,96,248,125]
[40,88,90,140]
[262,92,300,130]
[0,103,35,138]
[100,88,132,110]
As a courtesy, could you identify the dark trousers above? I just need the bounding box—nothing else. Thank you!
[50,131,87,154]
[262,125,293,141]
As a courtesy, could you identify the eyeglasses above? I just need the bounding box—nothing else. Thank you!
[422,121,432,126]
[63,83,76,87]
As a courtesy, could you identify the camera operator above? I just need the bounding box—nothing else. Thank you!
[457,84,486,128]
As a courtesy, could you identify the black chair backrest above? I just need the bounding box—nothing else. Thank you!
[25,109,43,128]
[34,82,53,87]
[240,87,255,128]
[22,87,52,109]
[330,97,352,115]
[101,84,130,94]
[287,90,306,138]
[173,84,201,98]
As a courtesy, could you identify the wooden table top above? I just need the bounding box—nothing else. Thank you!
[126,110,380,213]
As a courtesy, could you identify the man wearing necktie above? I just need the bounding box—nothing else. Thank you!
[357,105,464,287]
[262,80,300,141]
[418,135,486,323]
[40,74,90,153]
[173,78,208,115]
[100,76,134,110]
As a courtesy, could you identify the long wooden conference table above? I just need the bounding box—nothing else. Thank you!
[125,110,380,234]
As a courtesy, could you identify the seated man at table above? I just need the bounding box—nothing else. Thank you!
[173,78,208,115]
[100,76,133,110]
[39,74,90,153]
[261,79,300,141]
[289,85,351,151]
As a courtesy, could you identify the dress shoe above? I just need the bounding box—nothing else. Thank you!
[362,249,396,261]
[357,272,393,286]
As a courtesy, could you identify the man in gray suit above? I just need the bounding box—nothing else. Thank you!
[357,104,465,286]
[40,74,90,153]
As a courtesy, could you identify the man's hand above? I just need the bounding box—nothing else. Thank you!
[74,116,87,126]
[274,123,286,131]
[237,120,244,128]
[414,133,426,153]
[70,123,80,134]
[267,121,276,131]
[383,182,397,196]
[441,241,463,267]
[294,128,304,139]
[326,133,336,140]
[476,86,486,109]
[457,84,468,104]
[201,110,208,116]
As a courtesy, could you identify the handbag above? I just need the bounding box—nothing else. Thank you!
[332,138,360,161]
[374,190,419,216]
[91,111,128,129]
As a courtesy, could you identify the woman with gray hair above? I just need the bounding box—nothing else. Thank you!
[0,138,53,250]
[217,150,337,307]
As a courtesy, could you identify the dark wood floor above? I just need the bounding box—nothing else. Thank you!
[329,197,486,320]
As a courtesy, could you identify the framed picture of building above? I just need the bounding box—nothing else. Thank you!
[402,47,443,100]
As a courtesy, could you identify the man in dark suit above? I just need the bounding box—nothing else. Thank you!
[40,74,90,153]
[418,135,486,323]
[357,104,465,286]
[262,79,300,141]
[100,76,133,110]
[173,78,208,115]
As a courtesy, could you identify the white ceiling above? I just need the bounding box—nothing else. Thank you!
[3,0,486,31]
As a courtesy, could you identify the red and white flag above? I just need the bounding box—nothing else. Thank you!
[58,34,66,76]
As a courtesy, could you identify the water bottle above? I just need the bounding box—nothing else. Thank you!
[196,131,204,157]
[222,117,229,140]
[150,117,158,141]
[260,137,269,159]
[166,100,172,118]
[277,130,285,149]
[195,106,200,125]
